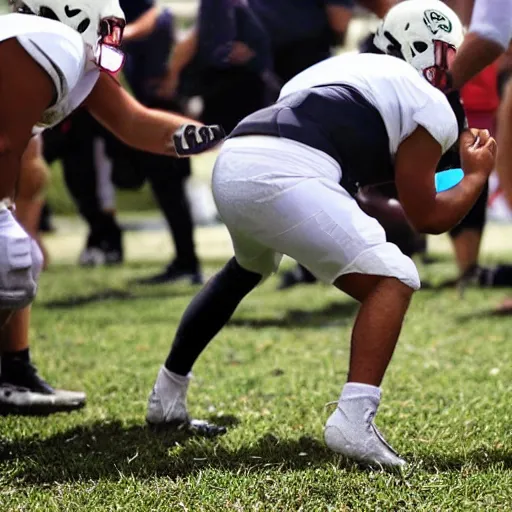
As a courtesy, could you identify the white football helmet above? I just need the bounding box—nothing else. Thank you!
[373,0,464,90]
[10,0,126,73]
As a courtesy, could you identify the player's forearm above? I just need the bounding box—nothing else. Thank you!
[450,34,504,89]
[121,106,199,156]
[357,0,396,18]
[168,30,198,76]
[419,174,487,234]
[325,5,352,45]
[450,0,512,88]
[123,7,160,42]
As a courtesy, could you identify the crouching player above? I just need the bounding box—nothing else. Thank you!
[147,1,496,468]
[0,0,224,412]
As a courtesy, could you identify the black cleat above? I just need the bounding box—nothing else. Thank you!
[0,361,86,416]
[136,262,203,285]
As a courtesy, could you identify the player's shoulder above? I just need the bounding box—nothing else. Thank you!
[375,55,453,109]
[6,14,88,94]
[0,13,83,46]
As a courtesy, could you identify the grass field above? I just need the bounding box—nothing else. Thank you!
[1,220,512,511]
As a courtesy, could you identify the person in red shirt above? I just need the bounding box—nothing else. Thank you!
[446,63,499,288]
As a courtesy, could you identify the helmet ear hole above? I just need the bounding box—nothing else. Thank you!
[39,6,59,21]
[77,18,91,33]
[413,41,428,54]
[15,2,34,14]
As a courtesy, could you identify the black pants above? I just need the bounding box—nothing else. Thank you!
[139,149,198,271]
[44,109,199,271]
[200,67,269,133]
[272,36,331,84]
[44,112,119,244]
[449,181,489,239]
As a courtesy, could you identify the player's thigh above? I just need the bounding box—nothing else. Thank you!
[265,178,420,290]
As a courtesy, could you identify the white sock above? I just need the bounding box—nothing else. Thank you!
[340,382,381,402]
[160,366,191,386]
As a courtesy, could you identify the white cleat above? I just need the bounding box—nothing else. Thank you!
[146,366,190,426]
[324,395,406,469]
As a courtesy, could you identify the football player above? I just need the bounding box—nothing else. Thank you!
[147,1,496,468]
[0,0,224,411]
[0,0,224,312]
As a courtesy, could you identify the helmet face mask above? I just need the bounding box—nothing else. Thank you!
[10,0,126,73]
[423,39,456,89]
[373,0,464,91]
[96,16,126,73]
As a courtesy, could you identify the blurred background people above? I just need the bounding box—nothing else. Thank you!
[249,0,355,85]
[158,0,275,133]
[42,0,204,285]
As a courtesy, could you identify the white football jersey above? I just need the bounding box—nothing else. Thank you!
[279,52,458,157]
[0,13,100,131]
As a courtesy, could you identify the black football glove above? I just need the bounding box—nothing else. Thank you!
[173,123,226,157]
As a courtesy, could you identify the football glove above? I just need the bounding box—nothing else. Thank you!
[173,123,226,157]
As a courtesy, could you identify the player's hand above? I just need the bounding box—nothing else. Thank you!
[228,42,256,65]
[155,69,180,100]
[173,123,226,157]
[460,128,497,180]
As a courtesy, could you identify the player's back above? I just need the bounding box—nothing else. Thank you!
[230,52,459,195]
[280,52,456,156]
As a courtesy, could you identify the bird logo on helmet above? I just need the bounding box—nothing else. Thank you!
[373,0,464,90]
[9,0,126,73]
[423,9,453,35]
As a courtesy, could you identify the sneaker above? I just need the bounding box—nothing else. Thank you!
[79,246,107,266]
[79,228,124,267]
[324,396,406,469]
[0,361,86,416]
[136,262,203,286]
[146,367,226,436]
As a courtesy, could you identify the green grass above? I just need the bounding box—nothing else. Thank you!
[1,223,512,510]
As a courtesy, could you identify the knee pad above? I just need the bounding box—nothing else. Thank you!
[0,210,38,310]
[342,242,421,291]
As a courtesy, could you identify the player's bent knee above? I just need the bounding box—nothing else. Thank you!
[0,214,40,310]
[340,242,421,291]
[234,252,282,284]
[0,271,37,311]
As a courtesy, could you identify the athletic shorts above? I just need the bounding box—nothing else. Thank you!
[212,136,420,290]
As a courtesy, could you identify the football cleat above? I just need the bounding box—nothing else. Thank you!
[146,367,226,436]
[0,361,86,416]
[324,396,406,469]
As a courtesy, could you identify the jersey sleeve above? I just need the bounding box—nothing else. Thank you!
[412,96,458,154]
[394,69,459,154]
[17,29,86,103]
